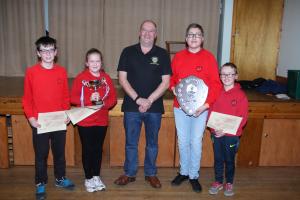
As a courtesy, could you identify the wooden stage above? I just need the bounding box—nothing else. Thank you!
[1,76,300,169]
[0,166,299,200]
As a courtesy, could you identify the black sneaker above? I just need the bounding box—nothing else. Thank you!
[189,179,202,193]
[171,173,189,186]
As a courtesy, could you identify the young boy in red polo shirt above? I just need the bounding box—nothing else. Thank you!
[22,36,75,198]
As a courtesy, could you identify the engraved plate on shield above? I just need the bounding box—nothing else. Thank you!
[175,76,208,115]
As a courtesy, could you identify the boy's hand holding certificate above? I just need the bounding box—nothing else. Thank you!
[207,111,242,135]
[37,111,68,134]
[37,105,103,134]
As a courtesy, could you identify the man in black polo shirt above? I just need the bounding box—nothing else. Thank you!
[114,20,171,189]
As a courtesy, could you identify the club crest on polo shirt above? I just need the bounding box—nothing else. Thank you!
[57,78,63,85]
[150,56,159,65]
[231,99,237,106]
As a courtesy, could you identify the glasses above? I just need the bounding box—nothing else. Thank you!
[39,48,56,54]
[220,73,236,78]
[186,33,203,38]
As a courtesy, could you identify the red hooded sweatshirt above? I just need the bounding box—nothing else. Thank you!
[170,48,222,108]
[208,83,248,136]
[70,69,117,126]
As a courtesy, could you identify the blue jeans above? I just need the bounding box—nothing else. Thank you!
[211,134,239,184]
[123,112,162,177]
[174,108,208,179]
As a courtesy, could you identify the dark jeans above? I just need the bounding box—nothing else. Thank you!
[123,112,162,177]
[32,128,66,184]
[78,126,107,179]
[211,134,240,184]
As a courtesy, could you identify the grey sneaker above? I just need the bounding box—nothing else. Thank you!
[224,183,234,196]
[208,182,223,195]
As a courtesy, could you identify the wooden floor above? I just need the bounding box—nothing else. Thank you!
[0,167,299,200]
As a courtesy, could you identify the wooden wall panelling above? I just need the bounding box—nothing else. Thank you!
[237,117,264,167]
[74,126,82,166]
[0,116,9,168]
[109,116,176,167]
[11,115,34,165]
[259,119,300,166]
[65,125,75,166]
[109,117,125,166]
[174,129,214,168]
[201,130,214,167]
[102,126,110,168]
[11,115,75,166]
[156,117,176,167]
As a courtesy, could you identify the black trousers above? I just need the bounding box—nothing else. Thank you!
[78,126,107,179]
[211,135,240,184]
[32,128,66,184]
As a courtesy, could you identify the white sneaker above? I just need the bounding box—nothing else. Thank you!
[93,176,106,191]
[84,178,96,192]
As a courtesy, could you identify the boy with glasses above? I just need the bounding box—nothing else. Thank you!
[208,62,248,196]
[22,36,75,199]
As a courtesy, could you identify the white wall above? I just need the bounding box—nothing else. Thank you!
[277,0,300,77]
[219,0,234,66]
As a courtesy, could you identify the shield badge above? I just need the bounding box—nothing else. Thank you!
[175,76,208,115]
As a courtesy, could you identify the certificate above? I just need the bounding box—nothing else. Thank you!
[37,111,67,134]
[65,105,102,125]
[207,111,242,135]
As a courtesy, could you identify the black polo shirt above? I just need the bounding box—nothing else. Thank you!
[117,43,172,113]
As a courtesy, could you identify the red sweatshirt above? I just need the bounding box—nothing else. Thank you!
[70,69,117,126]
[22,63,70,119]
[208,83,248,136]
[170,49,222,108]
